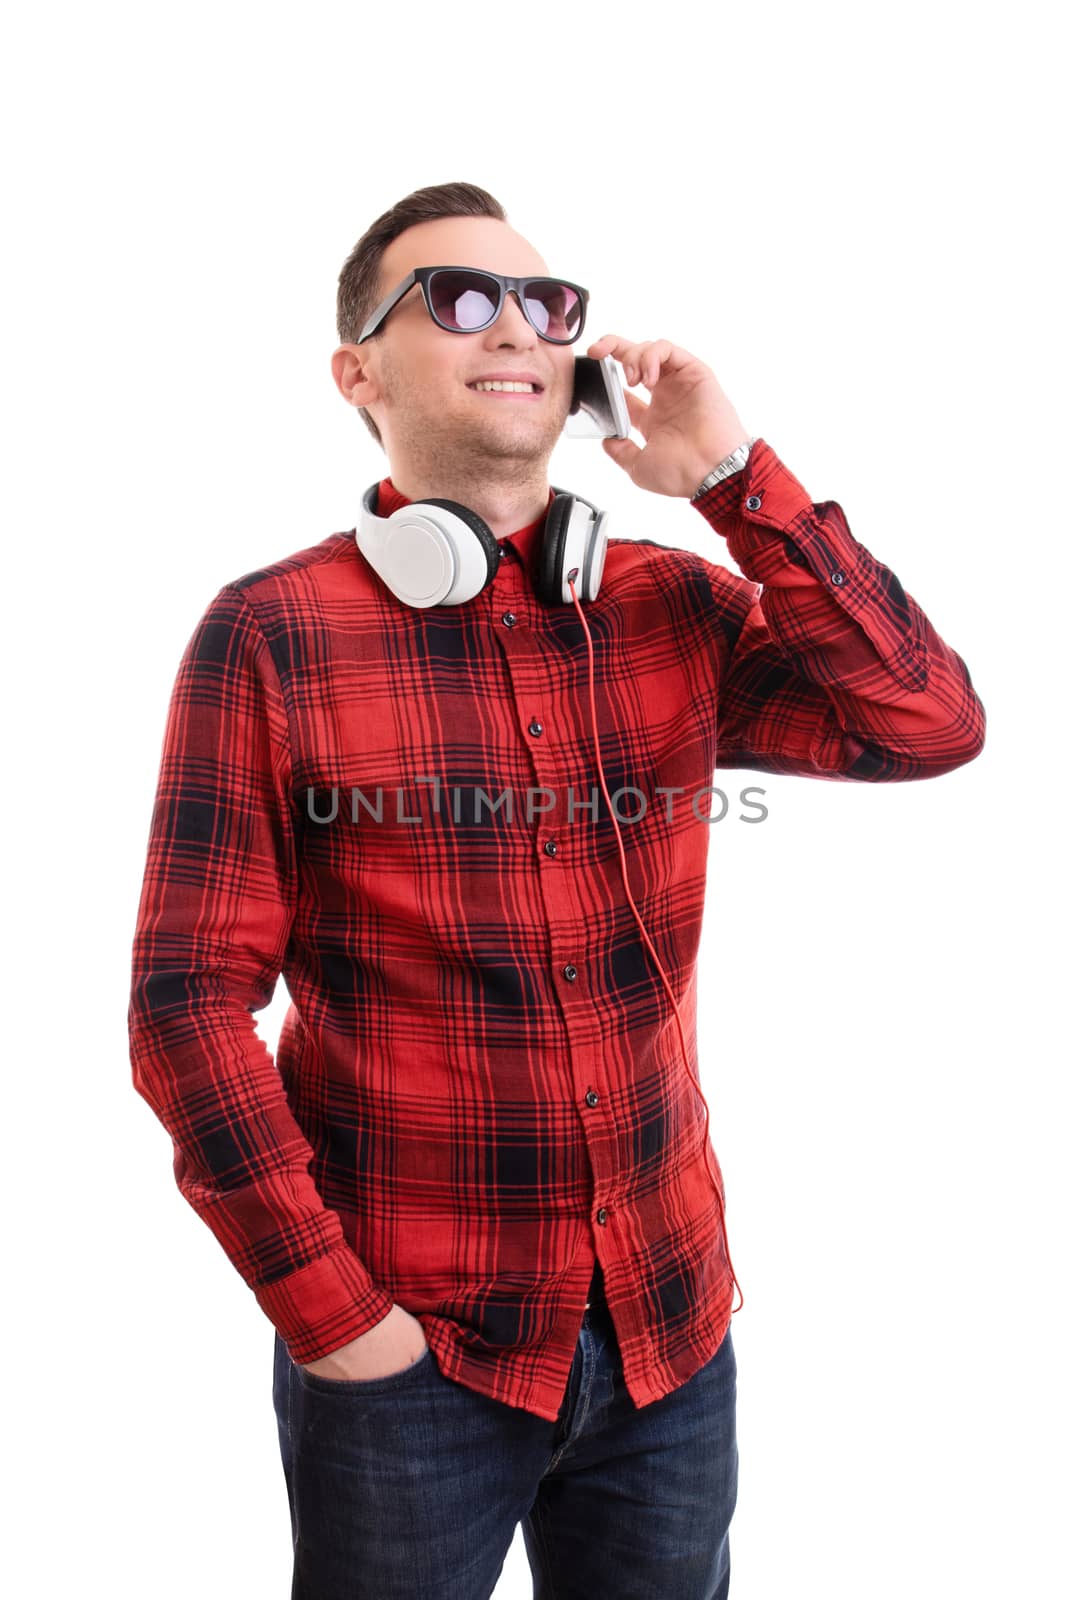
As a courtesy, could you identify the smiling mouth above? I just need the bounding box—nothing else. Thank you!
[466,382,544,400]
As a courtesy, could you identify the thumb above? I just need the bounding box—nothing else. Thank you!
[602,434,643,476]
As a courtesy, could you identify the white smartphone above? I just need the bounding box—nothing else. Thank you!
[564,354,631,440]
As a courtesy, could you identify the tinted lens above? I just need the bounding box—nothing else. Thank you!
[427,271,584,343]
[428,270,501,331]
[523,279,584,343]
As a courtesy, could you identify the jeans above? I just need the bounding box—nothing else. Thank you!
[272,1287,738,1600]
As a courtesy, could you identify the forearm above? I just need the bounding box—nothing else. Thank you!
[129,957,395,1361]
[696,441,987,779]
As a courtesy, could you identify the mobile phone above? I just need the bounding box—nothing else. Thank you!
[564,354,631,440]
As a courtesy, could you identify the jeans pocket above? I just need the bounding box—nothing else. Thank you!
[296,1340,435,1397]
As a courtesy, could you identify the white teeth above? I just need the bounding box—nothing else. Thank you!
[471,380,536,393]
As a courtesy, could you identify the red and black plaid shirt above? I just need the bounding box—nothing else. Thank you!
[128,437,985,1422]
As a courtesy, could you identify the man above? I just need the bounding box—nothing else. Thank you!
[129,181,985,1599]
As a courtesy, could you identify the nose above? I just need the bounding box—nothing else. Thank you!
[491,289,538,345]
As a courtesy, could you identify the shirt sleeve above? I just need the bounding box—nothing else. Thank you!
[128,582,396,1363]
[691,438,987,780]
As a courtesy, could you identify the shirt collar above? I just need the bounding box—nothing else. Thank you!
[373,477,554,573]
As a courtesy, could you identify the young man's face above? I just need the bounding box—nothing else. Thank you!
[338,215,578,470]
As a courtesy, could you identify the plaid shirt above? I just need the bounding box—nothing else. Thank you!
[128,436,985,1422]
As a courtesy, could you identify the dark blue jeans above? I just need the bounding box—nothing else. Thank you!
[272,1292,738,1599]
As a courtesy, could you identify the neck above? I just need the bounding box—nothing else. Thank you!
[386,466,551,542]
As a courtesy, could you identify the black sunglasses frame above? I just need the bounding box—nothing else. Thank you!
[355,266,590,345]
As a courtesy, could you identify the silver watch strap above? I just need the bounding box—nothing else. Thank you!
[690,438,756,500]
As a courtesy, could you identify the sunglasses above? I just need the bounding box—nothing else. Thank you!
[355,266,590,345]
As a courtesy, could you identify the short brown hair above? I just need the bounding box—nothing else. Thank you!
[336,181,508,450]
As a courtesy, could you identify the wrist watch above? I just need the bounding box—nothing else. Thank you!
[690,438,757,500]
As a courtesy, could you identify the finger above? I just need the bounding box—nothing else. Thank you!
[601,432,643,477]
[647,341,702,386]
[592,336,662,387]
[587,334,650,385]
[626,346,663,387]
[587,333,632,361]
[630,341,692,389]
[642,342,673,388]
[623,388,650,432]
[619,344,655,386]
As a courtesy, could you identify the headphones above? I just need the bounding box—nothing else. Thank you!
[355,483,610,608]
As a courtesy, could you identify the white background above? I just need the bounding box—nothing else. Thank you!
[4,2,1063,1596]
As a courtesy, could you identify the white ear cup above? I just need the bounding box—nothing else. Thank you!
[587,520,608,599]
[379,516,456,608]
[557,503,609,604]
[356,498,492,608]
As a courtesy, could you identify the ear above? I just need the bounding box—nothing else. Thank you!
[331,344,380,408]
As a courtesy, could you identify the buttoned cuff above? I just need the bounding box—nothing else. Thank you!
[691,436,811,523]
[690,437,819,577]
[691,436,868,593]
[691,437,929,694]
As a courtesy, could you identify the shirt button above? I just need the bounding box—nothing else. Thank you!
[502,611,517,627]
[563,964,578,981]
[543,839,558,857]
[596,1207,609,1225]
[745,494,762,511]
[585,1089,600,1107]
[830,571,846,586]
[528,719,544,737]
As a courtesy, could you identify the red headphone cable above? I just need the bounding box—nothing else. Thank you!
[567,571,744,1317]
